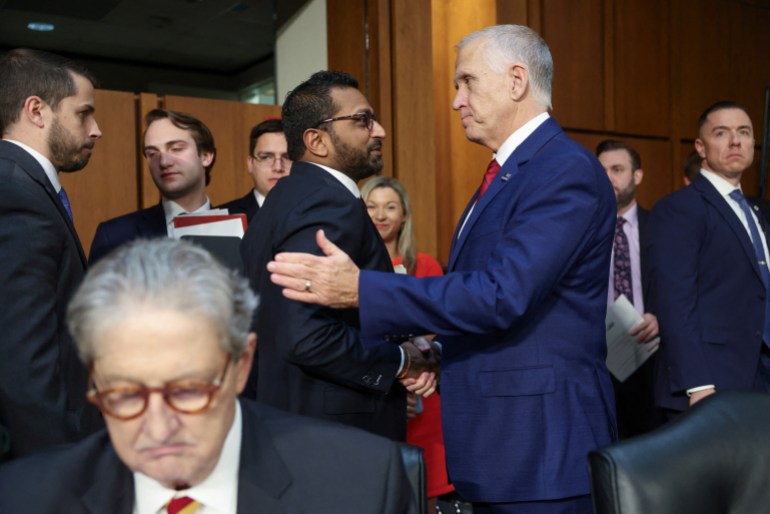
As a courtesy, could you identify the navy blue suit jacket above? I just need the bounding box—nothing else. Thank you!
[89,204,166,264]
[358,117,617,502]
[0,140,101,459]
[0,400,415,513]
[219,190,259,222]
[647,174,768,411]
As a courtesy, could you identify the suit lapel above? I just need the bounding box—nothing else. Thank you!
[448,117,562,270]
[139,204,169,238]
[237,401,292,514]
[696,176,762,281]
[1,141,88,267]
[81,446,135,514]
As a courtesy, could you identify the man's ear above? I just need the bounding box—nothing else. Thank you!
[234,333,257,394]
[23,96,47,129]
[303,128,330,158]
[509,64,529,102]
[694,139,706,160]
[633,168,644,187]
[200,150,215,168]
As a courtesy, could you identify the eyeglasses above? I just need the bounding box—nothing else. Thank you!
[86,356,232,420]
[315,111,377,132]
[253,153,291,169]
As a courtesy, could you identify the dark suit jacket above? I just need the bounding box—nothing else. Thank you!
[357,118,617,503]
[0,140,101,459]
[648,174,768,411]
[89,204,167,264]
[241,161,406,441]
[0,399,416,513]
[220,190,259,222]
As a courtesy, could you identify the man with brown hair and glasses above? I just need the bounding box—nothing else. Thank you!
[0,238,416,513]
[219,118,291,221]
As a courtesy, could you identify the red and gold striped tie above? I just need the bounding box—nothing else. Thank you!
[166,496,201,514]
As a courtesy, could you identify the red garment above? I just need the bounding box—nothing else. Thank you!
[393,253,454,497]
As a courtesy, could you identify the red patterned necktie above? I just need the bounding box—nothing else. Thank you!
[478,159,501,199]
[613,217,633,304]
[166,496,201,514]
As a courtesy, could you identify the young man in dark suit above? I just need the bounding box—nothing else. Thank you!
[219,118,291,221]
[597,139,661,437]
[0,239,416,513]
[648,101,770,413]
[0,48,103,459]
[88,109,216,263]
[240,71,438,441]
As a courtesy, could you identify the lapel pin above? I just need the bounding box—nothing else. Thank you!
[501,173,512,182]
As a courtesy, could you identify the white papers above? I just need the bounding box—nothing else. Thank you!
[605,295,660,382]
[172,212,248,239]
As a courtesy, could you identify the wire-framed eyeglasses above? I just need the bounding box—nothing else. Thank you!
[314,111,377,132]
[253,153,291,169]
[86,355,232,420]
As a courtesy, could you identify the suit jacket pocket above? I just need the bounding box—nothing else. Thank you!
[480,366,555,397]
[323,386,376,414]
[702,326,732,345]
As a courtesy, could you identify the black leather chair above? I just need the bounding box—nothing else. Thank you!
[588,392,770,514]
[399,443,427,514]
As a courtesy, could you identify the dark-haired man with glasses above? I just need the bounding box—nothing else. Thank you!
[240,70,439,440]
[0,238,416,513]
[220,118,292,221]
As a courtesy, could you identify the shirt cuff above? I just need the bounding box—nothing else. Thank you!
[686,385,715,396]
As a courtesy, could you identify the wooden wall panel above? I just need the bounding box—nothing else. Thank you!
[137,93,160,208]
[61,89,138,256]
[432,0,497,262]
[161,96,281,208]
[540,0,605,130]
[391,0,438,256]
[612,0,670,136]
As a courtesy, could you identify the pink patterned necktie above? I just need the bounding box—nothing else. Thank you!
[478,159,501,199]
[166,496,201,514]
[613,216,633,304]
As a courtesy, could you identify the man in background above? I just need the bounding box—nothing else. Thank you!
[0,238,416,513]
[89,109,216,263]
[0,48,103,459]
[220,118,291,220]
[649,101,770,415]
[597,139,660,437]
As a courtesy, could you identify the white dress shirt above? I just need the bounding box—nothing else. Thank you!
[161,197,213,237]
[133,402,242,514]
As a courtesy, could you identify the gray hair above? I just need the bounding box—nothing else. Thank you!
[67,238,257,364]
[458,25,553,110]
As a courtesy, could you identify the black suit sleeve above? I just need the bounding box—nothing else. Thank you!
[265,187,400,392]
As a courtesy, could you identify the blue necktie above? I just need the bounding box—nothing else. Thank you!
[729,189,770,346]
[58,188,73,221]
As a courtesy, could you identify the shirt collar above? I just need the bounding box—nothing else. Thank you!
[619,201,638,228]
[161,197,212,227]
[494,112,550,167]
[4,139,61,192]
[699,168,741,197]
[253,189,266,208]
[133,401,242,514]
[311,163,361,198]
